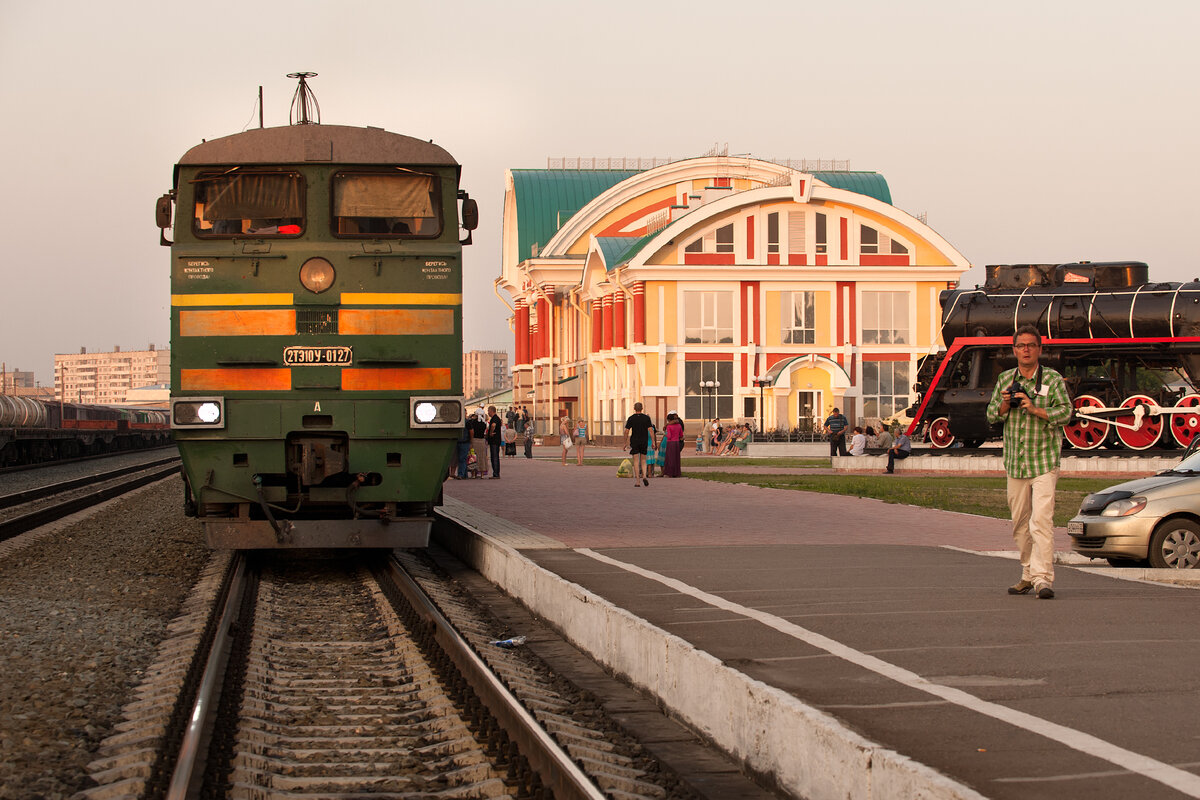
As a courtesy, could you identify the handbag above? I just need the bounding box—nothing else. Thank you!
[561,435,573,449]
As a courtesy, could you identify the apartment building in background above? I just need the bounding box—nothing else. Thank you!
[54,345,170,405]
[463,350,511,400]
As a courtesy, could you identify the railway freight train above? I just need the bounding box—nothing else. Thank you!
[906,261,1200,450]
[0,396,169,467]
[158,73,477,549]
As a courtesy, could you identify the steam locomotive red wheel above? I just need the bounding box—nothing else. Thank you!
[1063,394,1109,450]
[1169,393,1200,449]
[1114,394,1163,450]
[928,416,955,449]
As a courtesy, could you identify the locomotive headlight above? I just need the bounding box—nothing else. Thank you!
[172,397,226,429]
[299,257,335,294]
[409,397,464,428]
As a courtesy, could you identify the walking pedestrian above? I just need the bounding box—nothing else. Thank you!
[454,416,471,479]
[987,325,1071,599]
[468,409,487,477]
[575,418,588,466]
[623,402,657,487]
[559,415,573,466]
[663,412,685,477]
[823,407,849,456]
[486,405,503,479]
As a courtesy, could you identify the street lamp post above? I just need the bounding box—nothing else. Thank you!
[752,376,769,435]
[700,380,720,451]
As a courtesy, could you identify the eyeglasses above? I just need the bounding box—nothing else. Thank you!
[1013,343,1040,350]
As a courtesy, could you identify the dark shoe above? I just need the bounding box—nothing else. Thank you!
[643,478,649,486]
[1036,585,1055,600]
[883,470,893,474]
[1008,580,1034,595]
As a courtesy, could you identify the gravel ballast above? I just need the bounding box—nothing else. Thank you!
[0,478,208,799]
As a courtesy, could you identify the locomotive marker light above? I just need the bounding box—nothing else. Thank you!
[172,397,225,429]
[409,397,464,428]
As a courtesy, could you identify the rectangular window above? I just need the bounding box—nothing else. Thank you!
[715,224,734,253]
[862,360,911,420]
[861,291,910,345]
[815,213,827,254]
[788,212,806,252]
[193,171,304,237]
[781,291,816,344]
[860,224,879,254]
[767,212,780,254]
[683,291,733,344]
[332,171,442,238]
[684,360,734,420]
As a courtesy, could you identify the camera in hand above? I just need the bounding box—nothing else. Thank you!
[1008,381,1027,402]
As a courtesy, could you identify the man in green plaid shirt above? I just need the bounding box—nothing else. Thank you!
[986,326,1072,599]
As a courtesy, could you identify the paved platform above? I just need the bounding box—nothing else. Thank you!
[438,456,1200,800]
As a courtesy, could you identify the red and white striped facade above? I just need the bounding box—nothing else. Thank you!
[497,156,971,439]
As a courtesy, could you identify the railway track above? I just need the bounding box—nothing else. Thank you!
[0,443,177,475]
[82,551,696,800]
[0,456,182,542]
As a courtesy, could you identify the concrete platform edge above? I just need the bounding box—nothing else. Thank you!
[434,511,989,800]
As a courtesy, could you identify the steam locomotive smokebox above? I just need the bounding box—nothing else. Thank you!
[984,261,1149,290]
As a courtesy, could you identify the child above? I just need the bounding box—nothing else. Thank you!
[695,433,703,453]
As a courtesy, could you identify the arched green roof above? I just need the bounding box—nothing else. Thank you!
[510,170,640,260]
[812,171,892,204]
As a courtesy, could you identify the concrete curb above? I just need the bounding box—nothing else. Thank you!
[435,515,988,800]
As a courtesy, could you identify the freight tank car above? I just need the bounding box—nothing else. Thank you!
[157,74,478,549]
[907,261,1200,450]
[0,396,170,467]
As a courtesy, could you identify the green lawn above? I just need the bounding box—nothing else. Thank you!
[686,473,1119,527]
[579,457,830,469]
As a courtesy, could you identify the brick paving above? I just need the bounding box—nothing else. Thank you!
[442,447,1074,552]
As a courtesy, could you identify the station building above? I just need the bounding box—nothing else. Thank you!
[496,155,970,440]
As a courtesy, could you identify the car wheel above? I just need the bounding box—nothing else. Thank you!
[1147,520,1200,569]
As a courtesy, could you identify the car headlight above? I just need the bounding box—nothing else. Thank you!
[1100,496,1147,517]
[172,397,225,429]
[410,397,463,427]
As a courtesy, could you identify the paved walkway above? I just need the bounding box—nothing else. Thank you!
[446,450,1074,551]
[441,453,1200,800]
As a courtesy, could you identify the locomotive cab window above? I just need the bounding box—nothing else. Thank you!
[332,171,442,238]
[192,171,304,237]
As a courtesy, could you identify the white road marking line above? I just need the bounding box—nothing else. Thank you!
[578,548,1200,798]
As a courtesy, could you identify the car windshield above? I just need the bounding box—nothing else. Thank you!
[1165,449,1200,474]
[193,171,304,236]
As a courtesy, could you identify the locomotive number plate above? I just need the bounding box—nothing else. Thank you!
[283,346,353,366]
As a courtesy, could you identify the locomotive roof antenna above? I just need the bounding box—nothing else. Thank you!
[288,71,321,125]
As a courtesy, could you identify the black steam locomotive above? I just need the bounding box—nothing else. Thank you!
[907,261,1200,450]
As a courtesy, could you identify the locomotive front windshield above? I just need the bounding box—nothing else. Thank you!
[193,170,304,236]
[332,171,441,237]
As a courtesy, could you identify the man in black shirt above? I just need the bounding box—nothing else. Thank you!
[486,405,503,479]
[623,402,657,487]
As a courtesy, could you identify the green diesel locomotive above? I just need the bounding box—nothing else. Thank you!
[158,76,476,548]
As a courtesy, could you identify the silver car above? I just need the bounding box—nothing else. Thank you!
[1068,448,1200,568]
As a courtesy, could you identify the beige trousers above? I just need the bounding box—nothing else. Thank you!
[1006,469,1059,587]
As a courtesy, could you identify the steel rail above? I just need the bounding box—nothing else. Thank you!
[0,463,181,542]
[165,554,248,800]
[382,556,608,800]
[0,456,180,510]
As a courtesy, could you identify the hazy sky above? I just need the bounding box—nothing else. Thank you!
[2,0,1197,385]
